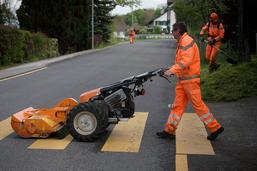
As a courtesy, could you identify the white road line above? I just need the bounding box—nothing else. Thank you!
[0,67,47,82]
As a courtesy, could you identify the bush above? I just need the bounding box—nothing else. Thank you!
[0,25,25,65]
[138,28,147,34]
[47,38,59,58]
[0,26,59,66]
[20,30,59,60]
[153,26,162,34]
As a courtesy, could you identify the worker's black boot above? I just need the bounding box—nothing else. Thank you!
[209,61,217,73]
[156,131,175,139]
[209,63,214,73]
[214,63,220,71]
[207,127,224,141]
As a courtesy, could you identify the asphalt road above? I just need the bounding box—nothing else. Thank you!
[0,40,257,171]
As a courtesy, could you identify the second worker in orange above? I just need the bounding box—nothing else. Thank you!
[200,12,225,73]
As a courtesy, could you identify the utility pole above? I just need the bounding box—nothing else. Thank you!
[91,0,94,49]
[131,6,133,28]
[238,0,243,59]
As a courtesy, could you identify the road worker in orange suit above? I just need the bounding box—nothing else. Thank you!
[200,12,225,73]
[156,22,224,141]
[129,29,136,44]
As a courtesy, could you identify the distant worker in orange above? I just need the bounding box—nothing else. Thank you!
[129,29,136,44]
[156,22,224,141]
[200,12,225,73]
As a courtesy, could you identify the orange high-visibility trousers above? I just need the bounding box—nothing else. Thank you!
[130,36,135,44]
[206,42,221,62]
[164,80,221,134]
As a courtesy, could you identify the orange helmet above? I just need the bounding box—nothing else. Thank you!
[210,12,219,21]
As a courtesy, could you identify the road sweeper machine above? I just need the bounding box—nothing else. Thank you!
[11,68,168,142]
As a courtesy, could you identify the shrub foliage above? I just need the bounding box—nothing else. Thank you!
[0,25,59,66]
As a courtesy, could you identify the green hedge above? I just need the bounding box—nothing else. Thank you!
[0,25,59,66]
[0,26,24,65]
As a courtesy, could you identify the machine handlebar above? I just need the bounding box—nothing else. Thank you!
[101,68,171,93]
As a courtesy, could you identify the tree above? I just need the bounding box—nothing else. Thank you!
[115,0,140,7]
[112,15,128,32]
[173,0,202,31]
[94,0,115,43]
[115,8,159,27]
[17,0,140,53]
[173,0,257,62]
[0,0,16,25]
[17,0,91,53]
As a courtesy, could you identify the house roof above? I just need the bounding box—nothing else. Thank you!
[147,1,175,26]
[147,10,167,25]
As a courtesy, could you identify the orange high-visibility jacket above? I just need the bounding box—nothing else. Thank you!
[129,31,136,37]
[169,33,200,81]
[200,22,225,42]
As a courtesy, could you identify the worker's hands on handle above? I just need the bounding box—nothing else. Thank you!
[158,68,167,76]
[199,34,207,43]
[156,68,172,77]
[164,69,174,77]
[152,68,174,77]
[207,37,216,45]
[151,68,174,83]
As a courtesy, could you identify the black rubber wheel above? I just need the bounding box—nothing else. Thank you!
[67,100,109,142]
[56,125,69,139]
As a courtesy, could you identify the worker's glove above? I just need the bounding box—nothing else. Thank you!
[164,69,174,76]
[158,68,168,76]
[208,37,216,45]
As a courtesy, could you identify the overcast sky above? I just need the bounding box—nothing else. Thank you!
[111,0,167,15]
[8,0,167,16]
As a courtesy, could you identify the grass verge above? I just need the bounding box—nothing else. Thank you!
[201,56,257,101]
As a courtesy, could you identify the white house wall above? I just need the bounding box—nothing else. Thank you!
[148,10,176,32]
[153,13,168,30]
[155,13,168,22]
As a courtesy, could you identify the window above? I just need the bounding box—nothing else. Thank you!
[155,21,167,26]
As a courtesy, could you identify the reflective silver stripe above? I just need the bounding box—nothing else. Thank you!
[169,114,180,121]
[168,114,180,126]
[204,117,215,125]
[178,62,186,69]
[179,74,200,80]
[172,120,178,126]
[173,114,181,121]
[200,112,215,125]
[200,113,211,120]
[179,40,195,51]
[169,120,178,126]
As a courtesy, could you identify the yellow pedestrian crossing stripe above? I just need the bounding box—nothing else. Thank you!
[176,154,188,171]
[176,113,215,155]
[0,117,13,141]
[28,135,73,150]
[101,112,148,152]
[175,113,215,171]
